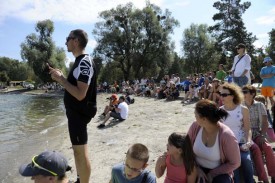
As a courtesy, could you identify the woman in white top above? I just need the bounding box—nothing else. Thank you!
[219,83,254,183]
[231,43,251,87]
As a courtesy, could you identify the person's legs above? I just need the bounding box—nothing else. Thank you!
[269,97,275,107]
[257,139,275,178]
[250,141,268,181]
[110,111,123,120]
[184,91,190,101]
[266,87,275,107]
[234,150,254,183]
[261,87,269,107]
[73,144,91,183]
[233,167,240,183]
[240,150,254,183]
[66,108,92,183]
[100,112,111,125]
[103,105,110,115]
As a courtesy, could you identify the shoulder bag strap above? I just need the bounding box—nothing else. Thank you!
[141,172,149,183]
[233,54,246,73]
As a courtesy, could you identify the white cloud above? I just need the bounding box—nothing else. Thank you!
[87,39,97,50]
[253,40,265,48]
[256,7,275,25]
[256,33,269,39]
[165,1,190,9]
[0,0,164,25]
[256,16,275,25]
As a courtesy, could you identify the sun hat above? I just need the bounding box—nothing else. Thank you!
[19,151,71,177]
[263,57,272,63]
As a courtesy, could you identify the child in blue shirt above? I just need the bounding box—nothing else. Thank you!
[110,143,156,183]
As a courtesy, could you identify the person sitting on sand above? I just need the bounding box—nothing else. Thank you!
[19,150,71,183]
[97,96,129,128]
[188,99,240,183]
[155,132,197,183]
[242,85,275,183]
[99,94,119,119]
[110,143,156,183]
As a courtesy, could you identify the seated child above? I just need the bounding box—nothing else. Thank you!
[155,132,197,183]
[110,143,156,183]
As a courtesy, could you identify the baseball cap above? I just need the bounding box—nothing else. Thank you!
[19,151,71,177]
[111,94,118,99]
[263,57,272,63]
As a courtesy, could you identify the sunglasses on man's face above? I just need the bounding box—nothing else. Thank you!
[66,36,75,42]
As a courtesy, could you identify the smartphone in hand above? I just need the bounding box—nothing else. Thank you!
[44,62,52,73]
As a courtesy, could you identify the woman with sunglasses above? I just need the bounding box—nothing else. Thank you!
[231,43,251,87]
[219,83,254,183]
[242,85,275,183]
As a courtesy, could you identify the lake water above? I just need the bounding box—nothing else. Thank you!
[0,93,67,182]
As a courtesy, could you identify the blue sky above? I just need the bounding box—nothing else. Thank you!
[0,0,274,64]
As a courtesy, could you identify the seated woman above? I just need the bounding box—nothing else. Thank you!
[220,83,254,183]
[188,99,240,183]
[242,85,275,183]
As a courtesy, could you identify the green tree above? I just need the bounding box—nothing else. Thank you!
[209,0,256,63]
[93,2,179,80]
[0,71,9,84]
[168,52,184,77]
[266,28,275,61]
[21,19,67,83]
[0,57,30,81]
[181,24,219,74]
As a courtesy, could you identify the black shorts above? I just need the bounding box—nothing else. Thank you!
[110,111,124,121]
[66,107,92,145]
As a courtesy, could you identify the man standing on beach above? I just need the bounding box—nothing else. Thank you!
[260,57,275,107]
[49,29,97,183]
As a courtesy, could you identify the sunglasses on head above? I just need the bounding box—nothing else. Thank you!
[31,156,57,176]
[220,93,232,97]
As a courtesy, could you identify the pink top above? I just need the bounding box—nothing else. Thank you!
[164,154,187,183]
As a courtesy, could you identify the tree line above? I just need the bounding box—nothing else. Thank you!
[1,0,275,86]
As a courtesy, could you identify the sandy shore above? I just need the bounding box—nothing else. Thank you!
[13,92,275,183]
[14,92,195,183]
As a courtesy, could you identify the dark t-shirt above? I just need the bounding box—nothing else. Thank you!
[64,54,97,118]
